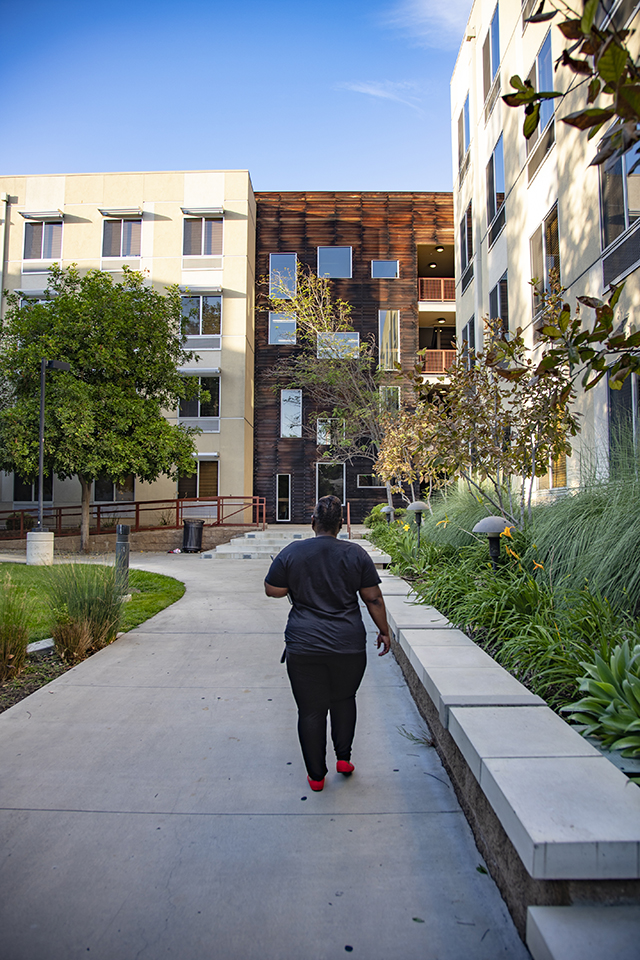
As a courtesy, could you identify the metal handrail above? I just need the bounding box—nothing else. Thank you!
[421,350,457,374]
[0,495,267,539]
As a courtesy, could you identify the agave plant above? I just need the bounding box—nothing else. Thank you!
[563,640,640,756]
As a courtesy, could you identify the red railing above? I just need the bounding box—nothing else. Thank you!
[418,277,456,301]
[421,350,457,374]
[0,496,266,540]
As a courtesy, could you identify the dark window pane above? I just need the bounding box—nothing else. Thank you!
[199,377,220,417]
[483,33,492,101]
[317,246,351,278]
[494,136,505,210]
[183,219,202,256]
[178,473,197,498]
[115,474,134,502]
[203,219,223,256]
[13,474,33,501]
[487,154,496,223]
[103,220,121,257]
[94,476,114,501]
[122,220,141,257]
[317,463,344,503]
[545,205,560,280]
[24,222,42,259]
[530,224,544,311]
[201,296,221,334]
[277,474,290,521]
[181,296,200,336]
[42,222,62,259]
[199,461,218,497]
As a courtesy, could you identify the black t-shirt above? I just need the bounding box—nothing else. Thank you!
[265,536,381,654]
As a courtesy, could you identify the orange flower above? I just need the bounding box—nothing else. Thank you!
[533,561,544,570]
[500,525,514,539]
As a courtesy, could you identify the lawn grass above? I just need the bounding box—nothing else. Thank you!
[0,562,186,712]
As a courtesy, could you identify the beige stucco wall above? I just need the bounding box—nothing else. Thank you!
[451,0,640,489]
[0,170,256,509]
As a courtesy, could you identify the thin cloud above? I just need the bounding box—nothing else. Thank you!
[337,80,423,111]
[383,0,473,50]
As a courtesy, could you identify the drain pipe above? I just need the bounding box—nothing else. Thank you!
[0,193,8,320]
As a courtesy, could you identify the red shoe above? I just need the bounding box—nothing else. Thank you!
[307,775,325,792]
[336,761,355,776]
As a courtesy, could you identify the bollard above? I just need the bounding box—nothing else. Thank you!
[115,524,130,594]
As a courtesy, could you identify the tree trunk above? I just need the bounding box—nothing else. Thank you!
[80,476,92,554]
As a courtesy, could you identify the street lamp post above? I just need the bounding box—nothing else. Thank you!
[406,500,429,551]
[37,358,70,531]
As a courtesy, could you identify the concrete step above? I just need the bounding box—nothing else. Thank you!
[207,539,390,566]
[527,905,640,960]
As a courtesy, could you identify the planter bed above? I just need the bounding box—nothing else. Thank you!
[377,573,640,958]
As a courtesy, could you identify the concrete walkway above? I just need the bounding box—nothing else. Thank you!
[0,553,528,960]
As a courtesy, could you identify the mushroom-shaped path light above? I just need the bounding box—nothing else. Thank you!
[472,515,511,572]
[406,500,429,550]
[380,505,395,525]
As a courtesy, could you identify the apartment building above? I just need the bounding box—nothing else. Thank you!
[451,0,640,491]
[0,170,256,511]
[254,191,454,524]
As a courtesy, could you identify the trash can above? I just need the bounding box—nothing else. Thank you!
[182,518,205,553]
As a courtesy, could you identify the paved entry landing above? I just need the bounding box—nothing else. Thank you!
[0,554,528,960]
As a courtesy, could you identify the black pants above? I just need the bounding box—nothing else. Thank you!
[286,651,367,782]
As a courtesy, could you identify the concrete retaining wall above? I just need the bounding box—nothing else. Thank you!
[0,526,251,555]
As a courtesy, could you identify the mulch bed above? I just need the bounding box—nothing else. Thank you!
[0,653,71,714]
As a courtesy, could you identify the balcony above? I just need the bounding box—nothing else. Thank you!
[418,277,456,302]
[421,349,456,375]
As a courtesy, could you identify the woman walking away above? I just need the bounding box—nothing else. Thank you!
[264,496,391,792]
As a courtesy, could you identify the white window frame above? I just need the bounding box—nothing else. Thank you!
[101,218,141,259]
[357,474,385,488]
[378,310,400,370]
[276,473,291,522]
[317,246,352,279]
[316,331,360,359]
[23,220,62,261]
[268,312,297,344]
[181,295,222,337]
[371,260,399,279]
[269,253,297,299]
[182,217,223,257]
[280,389,302,438]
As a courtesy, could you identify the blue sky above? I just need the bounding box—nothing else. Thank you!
[1,0,472,191]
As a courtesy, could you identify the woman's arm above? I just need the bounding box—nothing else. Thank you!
[264,581,289,599]
[359,585,391,656]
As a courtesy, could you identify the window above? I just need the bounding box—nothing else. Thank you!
[462,317,476,368]
[608,371,640,465]
[483,5,500,101]
[13,472,52,502]
[489,272,509,335]
[281,389,302,438]
[460,202,473,271]
[458,94,470,170]
[102,219,141,258]
[180,377,220,418]
[316,331,360,358]
[538,454,567,490]
[94,475,134,502]
[379,310,400,370]
[600,144,640,249]
[530,204,560,317]
[317,418,344,445]
[380,386,400,413]
[183,218,223,256]
[269,253,297,299]
[24,221,62,260]
[486,135,505,246]
[371,260,399,279]
[317,247,352,279]
[527,32,554,153]
[181,296,221,336]
[357,475,385,488]
[276,474,291,521]
[316,462,345,504]
[178,461,219,498]
[268,312,297,344]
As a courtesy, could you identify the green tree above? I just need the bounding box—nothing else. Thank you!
[504,0,640,166]
[0,265,201,551]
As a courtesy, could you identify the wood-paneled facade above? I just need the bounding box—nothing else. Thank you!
[254,191,454,524]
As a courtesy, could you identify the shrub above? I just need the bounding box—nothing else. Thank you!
[563,639,640,756]
[49,564,122,663]
[0,579,30,681]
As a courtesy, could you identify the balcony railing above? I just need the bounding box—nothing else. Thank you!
[418,277,456,302]
[0,496,267,539]
[421,350,457,374]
